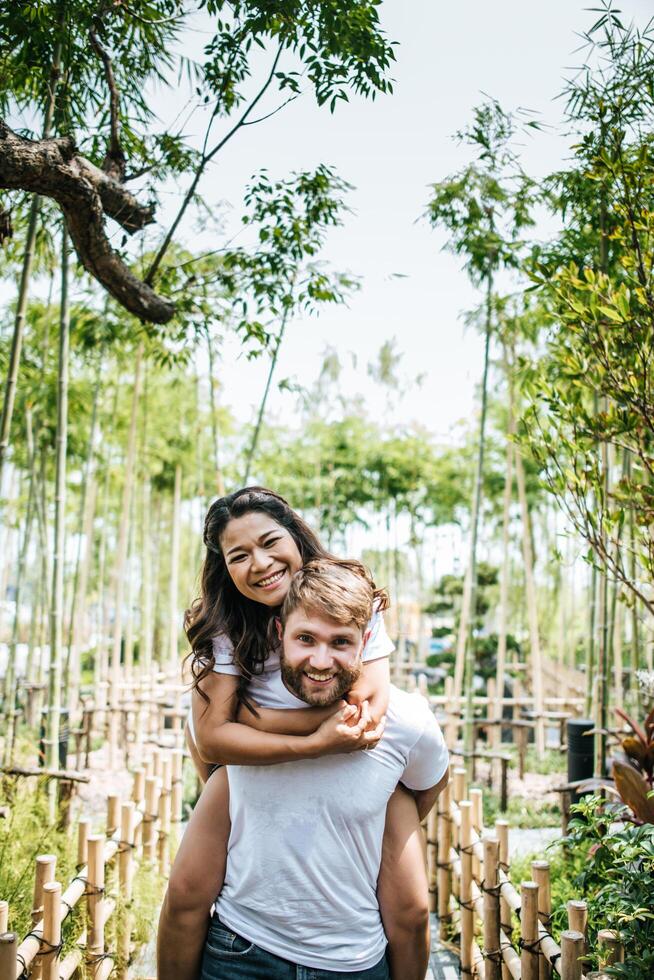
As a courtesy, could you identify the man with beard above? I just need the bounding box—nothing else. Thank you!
[200,559,450,980]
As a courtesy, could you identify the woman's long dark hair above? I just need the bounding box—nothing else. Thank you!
[186,487,335,700]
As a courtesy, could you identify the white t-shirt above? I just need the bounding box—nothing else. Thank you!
[215,686,449,972]
[188,611,394,740]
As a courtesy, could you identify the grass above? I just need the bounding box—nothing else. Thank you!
[481,787,561,829]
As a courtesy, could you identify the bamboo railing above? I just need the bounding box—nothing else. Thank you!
[424,766,625,979]
[0,740,184,980]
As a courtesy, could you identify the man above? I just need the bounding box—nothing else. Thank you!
[201,559,449,980]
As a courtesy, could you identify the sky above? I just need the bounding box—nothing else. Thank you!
[143,0,651,442]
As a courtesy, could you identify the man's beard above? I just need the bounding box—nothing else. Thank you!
[280,656,363,706]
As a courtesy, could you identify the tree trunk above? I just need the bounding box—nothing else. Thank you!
[63,367,101,710]
[462,272,493,761]
[168,463,182,670]
[0,42,62,492]
[515,449,545,755]
[108,342,143,766]
[494,405,515,752]
[243,308,290,484]
[206,326,226,496]
[47,226,70,819]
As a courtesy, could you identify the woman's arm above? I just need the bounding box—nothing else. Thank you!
[235,657,391,737]
[347,656,390,724]
[192,671,383,765]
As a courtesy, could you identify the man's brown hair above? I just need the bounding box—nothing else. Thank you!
[280,557,388,632]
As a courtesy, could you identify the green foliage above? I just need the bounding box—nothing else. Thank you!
[0,777,84,949]
[550,795,654,978]
[482,789,561,829]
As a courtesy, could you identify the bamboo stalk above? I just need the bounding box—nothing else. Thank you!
[77,819,90,868]
[0,905,7,934]
[0,933,17,980]
[597,929,623,966]
[437,782,452,942]
[560,930,584,980]
[520,881,539,980]
[460,800,474,976]
[41,883,61,980]
[483,838,502,980]
[567,901,587,957]
[87,836,105,961]
[532,861,551,980]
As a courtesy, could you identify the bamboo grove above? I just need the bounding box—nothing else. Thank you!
[0,0,653,824]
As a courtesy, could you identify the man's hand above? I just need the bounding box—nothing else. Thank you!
[309,700,386,756]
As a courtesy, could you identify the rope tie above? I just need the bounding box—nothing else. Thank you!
[16,951,29,979]
[436,861,451,870]
[83,882,105,898]
[550,951,562,970]
[456,896,476,913]
[499,860,510,872]
[482,948,503,965]
[518,937,542,955]
[117,840,137,853]
[460,843,476,856]
[480,881,503,897]
[86,951,113,966]
[142,812,157,824]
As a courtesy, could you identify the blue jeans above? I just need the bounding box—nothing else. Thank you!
[200,915,390,980]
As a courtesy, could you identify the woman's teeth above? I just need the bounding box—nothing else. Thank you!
[256,569,285,588]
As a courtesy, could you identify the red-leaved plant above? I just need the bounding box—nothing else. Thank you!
[611,706,654,824]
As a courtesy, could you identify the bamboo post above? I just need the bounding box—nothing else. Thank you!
[143,776,160,863]
[0,933,17,980]
[131,768,145,850]
[560,930,584,980]
[520,881,539,980]
[158,755,172,877]
[437,782,452,942]
[118,801,136,976]
[444,675,457,747]
[532,861,552,980]
[31,854,55,980]
[106,794,119,838]
[483,837,501,980]
[470,787,483,882]
[87,835,106,965]
[460,800,474,977]
[427,795,438,912]
[77,818,90,868]
[171,749,183,825]
[452,767,466,851]
[495,819,511,948]
[0,906,6,936]
[41,882,61,980]
[597,929,624,966]
[567,900,587,957]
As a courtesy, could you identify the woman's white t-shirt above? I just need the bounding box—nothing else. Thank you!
[211,609,394,711]
[187,611,394,743]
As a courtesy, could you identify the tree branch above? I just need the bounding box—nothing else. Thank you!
[88,27,126,181]
[0,121,174,323]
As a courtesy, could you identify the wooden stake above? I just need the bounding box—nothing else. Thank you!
[106,794,119,838]
[41,882,61,980]
[459,800,474,977]
[597,929,624,966]
[483,838,501,980]
[77,818,90,868]
[495,819,511,948]
[560,929,584,980]
[87,835,106,961]
[567,900,587,956]
[520,881,539,980]
[532,861,551,980]
[437,782,452,942]
[31,854,55,980]
[0,932,17,980]
[470,787,483,882]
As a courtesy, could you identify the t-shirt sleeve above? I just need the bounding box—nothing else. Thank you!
[211,634,240,676]
[362,610,394,663]
[401,705,449,791]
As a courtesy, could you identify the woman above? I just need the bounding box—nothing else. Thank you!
[157,488,430,980]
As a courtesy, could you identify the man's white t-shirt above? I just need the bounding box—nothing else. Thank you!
[215,686,449,972]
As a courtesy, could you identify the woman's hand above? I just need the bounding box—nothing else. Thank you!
[308,699,386,756]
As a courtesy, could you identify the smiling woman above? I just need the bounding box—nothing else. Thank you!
[220,512,303,606]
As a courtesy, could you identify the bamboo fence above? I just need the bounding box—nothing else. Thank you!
[0,665,187,980]
[424,765,625,980]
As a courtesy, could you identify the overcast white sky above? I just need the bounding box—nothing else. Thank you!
[144,0,650,442]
